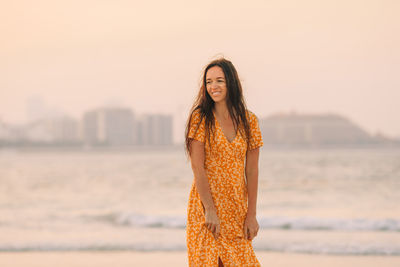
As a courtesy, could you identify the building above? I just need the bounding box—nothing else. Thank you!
[136,114,173,146]
[24,116,80,144]
[259,112,376,147]
[82,107,135,146]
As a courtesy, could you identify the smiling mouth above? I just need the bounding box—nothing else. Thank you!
[211,91,221,96]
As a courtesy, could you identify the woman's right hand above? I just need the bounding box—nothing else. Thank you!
[204,208,220,240]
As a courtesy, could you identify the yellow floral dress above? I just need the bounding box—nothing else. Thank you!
[186,109,263,266]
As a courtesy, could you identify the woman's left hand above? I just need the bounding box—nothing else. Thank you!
[243,214,259,240]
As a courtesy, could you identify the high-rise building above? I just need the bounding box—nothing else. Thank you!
[82,107,135,146]
[137,114,173,146]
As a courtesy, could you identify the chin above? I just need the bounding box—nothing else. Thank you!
[213,98,226,104]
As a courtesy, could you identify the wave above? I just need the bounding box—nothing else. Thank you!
[88,213,400,232]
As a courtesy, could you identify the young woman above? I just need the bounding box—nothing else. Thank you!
[185,57,263,266]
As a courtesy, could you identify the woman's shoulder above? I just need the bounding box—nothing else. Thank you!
[192,107,201,116]
[190,108,205,123]
[245,109,258,121]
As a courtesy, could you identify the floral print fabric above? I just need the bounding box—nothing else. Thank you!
[186,109,263,266]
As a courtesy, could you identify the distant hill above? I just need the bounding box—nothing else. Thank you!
[259,112,400,148]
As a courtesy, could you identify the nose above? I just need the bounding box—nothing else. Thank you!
[210,81,219,90]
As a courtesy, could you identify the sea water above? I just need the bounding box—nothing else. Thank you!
[0,147,399,255]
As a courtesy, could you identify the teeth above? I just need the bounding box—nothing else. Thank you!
[212,92,221,95]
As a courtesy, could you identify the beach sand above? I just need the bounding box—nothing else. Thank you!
[0,251,399,267]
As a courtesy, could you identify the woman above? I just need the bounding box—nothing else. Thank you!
[185,57,263,266]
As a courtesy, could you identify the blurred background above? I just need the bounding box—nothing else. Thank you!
[1,0,400,264]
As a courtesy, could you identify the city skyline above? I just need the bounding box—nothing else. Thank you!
[0,96,400,148]
[0,105,174,146]
[1,102,398,148]
[0,94,398,138]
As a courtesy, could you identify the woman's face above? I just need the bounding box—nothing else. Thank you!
[206,66,227,103]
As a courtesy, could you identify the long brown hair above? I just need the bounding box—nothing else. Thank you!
[184,57,252,156]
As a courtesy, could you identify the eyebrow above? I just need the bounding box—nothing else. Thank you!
[206,77,225,80]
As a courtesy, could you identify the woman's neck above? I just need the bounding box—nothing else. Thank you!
[214,101,230,119]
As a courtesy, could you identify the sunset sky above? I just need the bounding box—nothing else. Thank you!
[1,0,399,142]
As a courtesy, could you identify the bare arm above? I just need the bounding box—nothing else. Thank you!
[244,147,260,240]
[190,139,220,239]
[245,147,260,216]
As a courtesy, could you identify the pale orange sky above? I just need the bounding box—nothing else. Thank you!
[1,0,399,142]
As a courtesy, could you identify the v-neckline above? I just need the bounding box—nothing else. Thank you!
[213,112,237,144]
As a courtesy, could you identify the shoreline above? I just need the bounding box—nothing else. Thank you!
[0,251,399,267]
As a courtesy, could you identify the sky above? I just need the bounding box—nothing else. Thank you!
[1,0,399,142]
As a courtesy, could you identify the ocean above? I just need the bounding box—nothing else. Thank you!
[0,147,399,255]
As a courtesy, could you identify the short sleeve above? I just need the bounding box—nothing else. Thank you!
[248,111,263,150]
[188,110,206,143]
